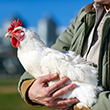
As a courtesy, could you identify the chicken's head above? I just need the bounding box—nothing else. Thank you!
[5,19,25,48]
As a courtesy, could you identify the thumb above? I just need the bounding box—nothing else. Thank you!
[40,73,59,83]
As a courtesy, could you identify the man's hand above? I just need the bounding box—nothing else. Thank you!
[28,73,78,109]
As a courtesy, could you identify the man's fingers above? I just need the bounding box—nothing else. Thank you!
[57,98,79,105]
[52,83,76,98]
[39,73,59,83]
[50,98,70,109]
[47,77,69,94]
[52,98,79,109]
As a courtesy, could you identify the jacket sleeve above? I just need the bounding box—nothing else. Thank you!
[73,92,110,110]
[18,72,37,105]
[51,27,74,51]
[90,91,110,110]
[51,12,78,51]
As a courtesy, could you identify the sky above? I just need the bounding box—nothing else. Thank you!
[0,0,93,28]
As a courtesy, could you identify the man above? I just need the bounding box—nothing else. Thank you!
[18,0,110,110]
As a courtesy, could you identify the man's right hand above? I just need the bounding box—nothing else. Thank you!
[28,73,78,109]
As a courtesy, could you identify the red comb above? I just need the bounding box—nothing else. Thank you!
[8,18,22,32]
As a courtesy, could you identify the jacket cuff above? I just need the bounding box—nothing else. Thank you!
[74,105,90,110]
[21,79,43,107]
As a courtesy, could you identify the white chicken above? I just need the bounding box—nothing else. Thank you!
[5,19,102,109]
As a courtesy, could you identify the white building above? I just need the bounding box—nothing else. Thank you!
[37,16,57,47]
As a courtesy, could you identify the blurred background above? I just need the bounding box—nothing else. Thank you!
[0,0,93,110]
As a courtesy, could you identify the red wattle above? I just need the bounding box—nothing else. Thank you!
[11,36,20,48]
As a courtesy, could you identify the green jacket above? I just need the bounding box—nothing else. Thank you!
[18,2,110,110]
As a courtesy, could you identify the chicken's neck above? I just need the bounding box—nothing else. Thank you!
[18,30,48,53]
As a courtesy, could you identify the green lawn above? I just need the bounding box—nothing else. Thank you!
[0,78,50,110]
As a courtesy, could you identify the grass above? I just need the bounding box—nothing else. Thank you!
[0,78,51,110]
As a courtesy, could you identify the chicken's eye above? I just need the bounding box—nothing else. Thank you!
[16,30,20,33]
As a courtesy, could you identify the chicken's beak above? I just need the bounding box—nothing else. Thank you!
[5,32,13,38]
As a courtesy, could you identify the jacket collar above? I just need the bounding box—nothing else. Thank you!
[79,2,96,21]
[84,2,95,13]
